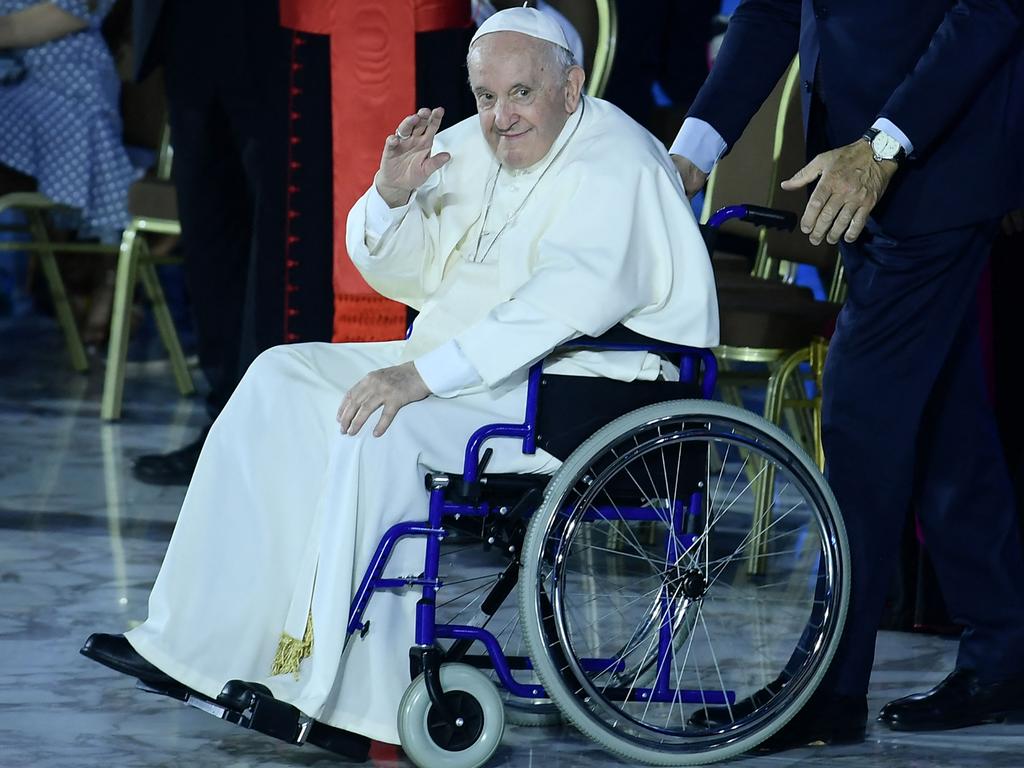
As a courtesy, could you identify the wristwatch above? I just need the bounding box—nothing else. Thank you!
[862,128,906,164]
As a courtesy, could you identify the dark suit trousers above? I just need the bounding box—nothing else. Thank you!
[161,3,334,417]
[822,219,1024,696]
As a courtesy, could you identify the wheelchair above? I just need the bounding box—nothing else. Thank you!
[145,206,850,766]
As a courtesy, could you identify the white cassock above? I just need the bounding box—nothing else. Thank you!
[125,95,718,744]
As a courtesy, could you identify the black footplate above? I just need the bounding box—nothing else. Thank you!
[210,680,314,744]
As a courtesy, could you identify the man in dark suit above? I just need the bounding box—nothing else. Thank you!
[129,0,336,484]
[671,0,1024,748]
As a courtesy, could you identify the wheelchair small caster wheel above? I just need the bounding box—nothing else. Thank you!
[398,663,505,768]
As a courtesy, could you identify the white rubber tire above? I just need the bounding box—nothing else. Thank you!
[398,663,506,768]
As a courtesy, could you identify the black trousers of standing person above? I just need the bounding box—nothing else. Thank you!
[160,0,334,417]
[821,217,1024,697]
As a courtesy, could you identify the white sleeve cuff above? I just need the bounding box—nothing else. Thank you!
[413,339,482,398]
[872,118,914,156]
[669,117,728,175]
[365,184,415,244]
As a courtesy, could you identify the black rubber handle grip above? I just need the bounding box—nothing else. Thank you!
[741,205,799,231]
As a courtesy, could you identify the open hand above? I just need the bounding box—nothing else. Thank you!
[671,154,709,199]
[374,107,451,208]
[337,362,430,438]
[781,139,898,245]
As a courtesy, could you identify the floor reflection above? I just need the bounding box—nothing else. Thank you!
[2,315,1023,767]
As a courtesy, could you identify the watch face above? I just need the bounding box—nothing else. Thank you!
[871,131,901,160]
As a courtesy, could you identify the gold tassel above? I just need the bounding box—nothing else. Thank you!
[270,610,313,679]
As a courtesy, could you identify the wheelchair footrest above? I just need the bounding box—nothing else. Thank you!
[178,679,314,745]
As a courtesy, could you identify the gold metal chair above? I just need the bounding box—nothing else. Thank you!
[702,58,841,462]
[0,173,118,373]
[698,59,844,574]
[100,120,193,420]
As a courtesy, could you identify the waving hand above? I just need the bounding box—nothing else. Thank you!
[374,107,451,208]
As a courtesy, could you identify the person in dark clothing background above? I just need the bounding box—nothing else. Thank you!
[601,0,718,139]
[129,0,335,485]
[129,0,476,486]
[670,0,1024,750]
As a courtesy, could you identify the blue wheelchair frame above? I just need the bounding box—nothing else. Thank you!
[345,204,796,712]
[346,340,720,701]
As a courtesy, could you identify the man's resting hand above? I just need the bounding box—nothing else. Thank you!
[337,362,431,437]
[781,139,897,246]
[374,107,451,208]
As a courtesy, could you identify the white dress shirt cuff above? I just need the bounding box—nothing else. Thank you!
[413,339,482,398]
[871,118,914,156]
[669,117,728,174]
[365,184,415,244]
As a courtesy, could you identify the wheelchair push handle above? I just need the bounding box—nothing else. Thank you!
[705,204,798,231]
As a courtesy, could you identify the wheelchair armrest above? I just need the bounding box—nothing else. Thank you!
[567,324,666,350]
[560,325,717,398]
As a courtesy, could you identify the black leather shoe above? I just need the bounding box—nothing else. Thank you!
[878,668,1024,731]
[132,426,209,486]
[81,633,177,688]
[689,674,788,726]
[753,692,867,752]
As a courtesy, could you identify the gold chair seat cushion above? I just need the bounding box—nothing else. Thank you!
[128,178,178,220]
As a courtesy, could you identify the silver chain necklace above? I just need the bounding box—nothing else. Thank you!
[469,98,586,263]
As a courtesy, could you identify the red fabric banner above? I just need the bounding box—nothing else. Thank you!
[280,0,472,342]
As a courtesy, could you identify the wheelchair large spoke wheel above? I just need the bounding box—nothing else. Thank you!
[518,400,849,765]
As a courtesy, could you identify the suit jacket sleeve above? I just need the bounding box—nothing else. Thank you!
[686,0,802,148]
[878,0,1023,156]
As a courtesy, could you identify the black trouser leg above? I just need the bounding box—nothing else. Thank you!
[163,93,252,417]
[911,292,1024,682]
[821,219,1024,696]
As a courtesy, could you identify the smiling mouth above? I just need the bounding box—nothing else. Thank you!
[497,129,531,140]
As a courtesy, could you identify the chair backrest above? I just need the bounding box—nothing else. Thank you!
[490,0,618,98]
[760,60,840,281]
[119,69,173,181]
[699,60,791,240]
[701,57,840,290]
[543,0,617,97]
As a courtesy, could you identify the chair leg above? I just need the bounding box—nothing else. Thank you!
[101,227,142,420]
[809,337,829,471]
[747,347,810,575]
[28,212,88,372]
[137,256,195,397]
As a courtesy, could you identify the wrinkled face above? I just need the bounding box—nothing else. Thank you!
[467,32,583,169]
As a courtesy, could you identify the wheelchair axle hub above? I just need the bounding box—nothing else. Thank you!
[672,568,707,600]
[426,690,484,751]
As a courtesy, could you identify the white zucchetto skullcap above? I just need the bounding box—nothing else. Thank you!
[470,6,572,53]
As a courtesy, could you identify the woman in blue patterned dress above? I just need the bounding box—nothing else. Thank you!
[0,0,139,242]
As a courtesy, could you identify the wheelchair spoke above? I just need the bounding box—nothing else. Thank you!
[706,497,803,590]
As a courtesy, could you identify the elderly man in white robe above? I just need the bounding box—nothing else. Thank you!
[81,6,718,757]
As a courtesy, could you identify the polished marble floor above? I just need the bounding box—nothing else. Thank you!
[3,315,1024,768]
